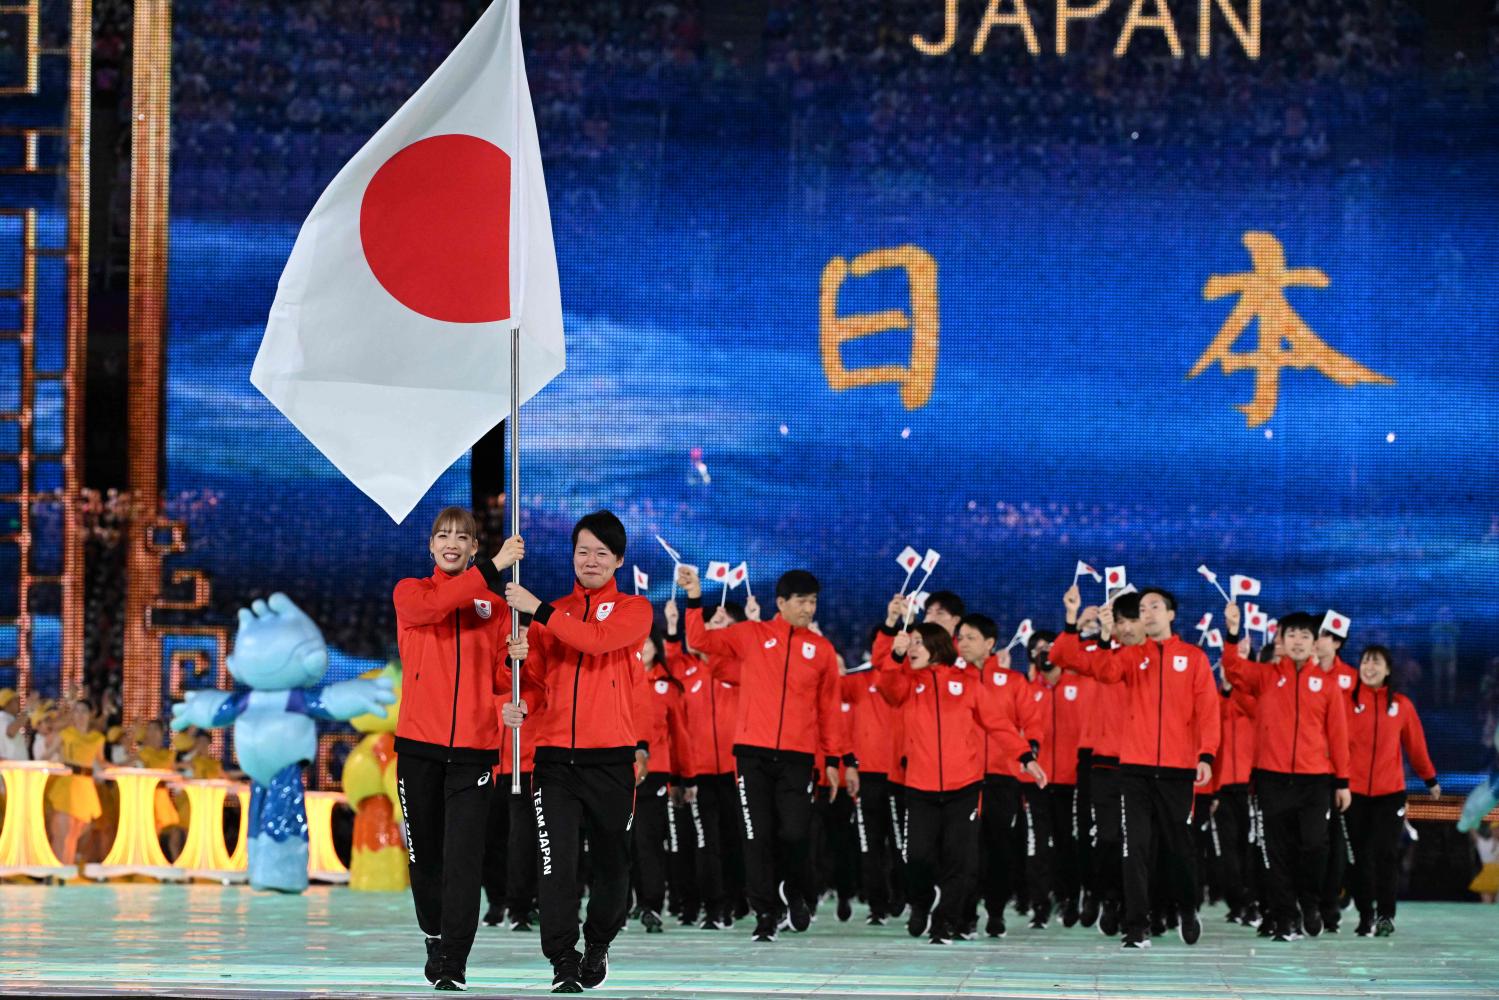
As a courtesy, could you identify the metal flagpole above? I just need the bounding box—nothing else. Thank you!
[509,326,523,795]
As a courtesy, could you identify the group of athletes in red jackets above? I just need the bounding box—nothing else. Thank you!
[391,506,1440,992]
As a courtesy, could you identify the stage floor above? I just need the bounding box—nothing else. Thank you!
[0,885,1492,998]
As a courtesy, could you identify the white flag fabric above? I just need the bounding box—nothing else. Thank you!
[250,0,563,523]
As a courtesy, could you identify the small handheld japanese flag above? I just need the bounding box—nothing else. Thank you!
[1206,629,1224,650]
[1322,610,1351,638]
[1267,619,1279,640]
[896,546,922,593]
[729,562,749,589]
[1074,560,1103,585]
[904,549,941,623]
[1104,566,1127,595]
[1008,619,1034,650]
[633,566,648,595]
[1245,603,1268,633]
[1197,564,1231,602]
[907,591,930,617]
[1230,574,1262,598]
[250,0,563,523]
[1196,612,1213,633]
[656,535,683,565]
[707,562,730,584]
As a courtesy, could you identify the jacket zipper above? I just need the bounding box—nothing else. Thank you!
[569,594,593,756]
[1155,641,1164,768]
[448,610,462,750]
[774,626,794,750]
[1367,689,1380,793]
[934,673,945,791]
[1290,661,1302,775]
[1050,682,1058,776]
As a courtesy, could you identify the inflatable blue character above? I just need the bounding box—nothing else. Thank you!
[1458,727,1499,834]
[171,593,395,892]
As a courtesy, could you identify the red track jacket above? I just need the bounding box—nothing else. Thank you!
[1060,629,1220,777]
[1035,671,1092,786]
[876,660,1032,793]
[685,601,848,765]
[519,577,654,765]
[633,660,689,776]
[663,635,742,779]
[1209,686,1258,792]
[393,565,511,762]
[975,656,1041,779]
[1347,684,1438,797]
[1222,637,1349,786]
[841,666,902,776]
[1051,632,1128,764]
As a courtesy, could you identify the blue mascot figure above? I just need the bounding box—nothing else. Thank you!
[171,593,395,892]
[1459,727,1499,834]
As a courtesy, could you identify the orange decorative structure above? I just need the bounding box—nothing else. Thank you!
[171,779,248,883]
[226,785,249,872]
[304,790,349,884]
[0,761,75,880]
[342,663,407,891]
[83,768,185,881]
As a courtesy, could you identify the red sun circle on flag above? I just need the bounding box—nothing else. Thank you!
[360,134,512,324]
[1108,571,1120,583]
[1239,579,1252,590]
[1332,617,1344,629]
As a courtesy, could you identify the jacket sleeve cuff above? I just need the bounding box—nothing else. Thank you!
[477,559,507,595]
[824,755,838,769]
[1199,753,1215,766]
[1064,622,1078,634]
[1226,630,1241,644]
[686,596,703,609]
[891,651,907,664]
[1424,776,1440,790]
[532,602,556,627]
[665,630,681,643]
[1029,740,1040,755]
[1336,777,1349,790]
[635,741,650,755]
[842,753,858,768]
[1019,751,1036,766]
[879,622,900,637]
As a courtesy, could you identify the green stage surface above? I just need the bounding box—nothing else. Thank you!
[0,885,1492,998]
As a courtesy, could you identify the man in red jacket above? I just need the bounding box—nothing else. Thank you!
[1068,587,1219,949]
[392,507,522,990]
[1029,632,1093,928]
[501,510,653,994]
[1222,605,1351,943]
[678,563,856,943]
[1314,615,1358,931]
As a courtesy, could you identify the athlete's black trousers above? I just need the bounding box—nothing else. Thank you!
[1210,783,1252,912]
[733,751,816,918]
[1346,791,1406,920]
[631,773,671,914]
[1255,772,1334,927]
[505,771,538,920]
[1044,783,1081,909]
[1021,782,1056,910]
[904,783,982,934]
[1119,768,1199,936]
[532,759,636,964]
[397,754,493,974]
[978,773,1023,918]
[853,772,897,916]
[687,772,742,918]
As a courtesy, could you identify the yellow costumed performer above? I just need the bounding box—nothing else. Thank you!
[342,663,407,891]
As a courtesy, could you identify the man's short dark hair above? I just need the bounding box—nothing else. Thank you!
[721,601,748,624]
[926,591,966,619]
[1319,626,1347,649]
[1279,611,1320,639]
[1028,629,1057,654]
[1113,592,1142,620]
[1139,587,1177,612]
[957,613,998,643]
[572,510,627,558]
[776,570,819,601]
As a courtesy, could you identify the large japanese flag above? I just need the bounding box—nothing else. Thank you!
[250,0,563,523]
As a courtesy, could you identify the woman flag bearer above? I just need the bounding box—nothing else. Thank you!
[878,623,1047,945]
[392,507,523,991]
[501,510,654,994]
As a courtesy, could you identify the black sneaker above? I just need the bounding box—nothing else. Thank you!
[1149,912,1166,938]
[956,919,978,941]
[1257,917,1276,938]
[836,896,853,922]
[1374,917,1395,938]
[1241,904,1260,927]
[551,955,583,994]
[424,937,442,986]
[1355,914,1375,937]
[1079,894,1100,928]
[482,903,504,928]
[865,911,887,927]
[1322,909,1340,934]
[700,907,728,930]
[1098,902,1120,937]
[641,910,664,934]
[1302,906,1323,938]
[1273,921,1301,942]
[985,912,1007,939]
[751,913,778,942]
[1224,907,1241,924]
[1121,930,1151,949]
[779,881,811,933]
[907,904,932,939]
[1062,897,1080,928]
[929,920,953,945]
[580,942,609,989]
[435,977,467,992]
[1029,900,1052,930]
[1179,909,1202,946]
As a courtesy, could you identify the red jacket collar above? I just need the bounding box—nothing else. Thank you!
[570,576,621,601]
